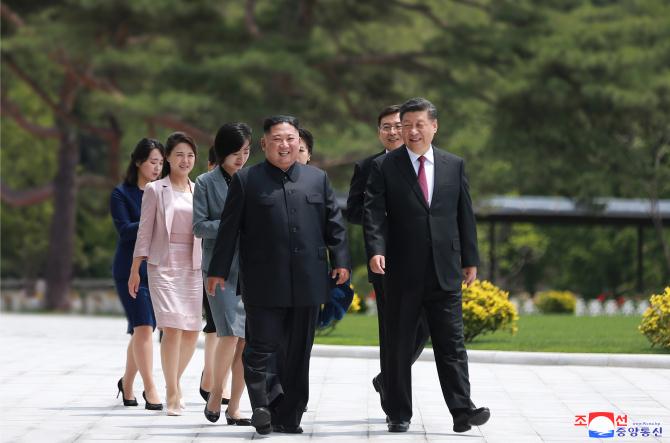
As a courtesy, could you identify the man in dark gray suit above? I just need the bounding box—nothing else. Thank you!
[207,115,350,435]
[346,104,429,417]
[364,98,489,433]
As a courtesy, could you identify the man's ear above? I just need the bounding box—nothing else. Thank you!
[260,137,266,151]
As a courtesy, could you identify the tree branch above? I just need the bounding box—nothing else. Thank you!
[244,0,262,38]
[147,115,214,146]
[50,50,125,98]
[0,95,60,138]
[0,3,25,29]
[0,174,113,207]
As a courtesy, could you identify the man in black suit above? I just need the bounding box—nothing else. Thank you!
[207,115,350,435]
[346,104,429,417]
[364,98,489,433]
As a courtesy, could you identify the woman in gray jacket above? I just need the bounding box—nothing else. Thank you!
[193,123,251,425]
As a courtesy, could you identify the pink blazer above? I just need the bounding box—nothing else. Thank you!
[133,176,202,270]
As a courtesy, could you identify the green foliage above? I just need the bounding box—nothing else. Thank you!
[534,290,577,314]
[639,287,670,349]
[1,0,669,295]
[462,280,518,342]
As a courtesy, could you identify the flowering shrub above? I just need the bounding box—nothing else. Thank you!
[638,287,670,349]
[534,290,577,314]
[462,280,518,342]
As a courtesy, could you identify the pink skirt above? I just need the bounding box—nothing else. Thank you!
[148,242,203,331]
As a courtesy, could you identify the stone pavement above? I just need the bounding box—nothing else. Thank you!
[0,313,668,443]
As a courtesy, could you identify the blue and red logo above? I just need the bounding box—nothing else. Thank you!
[587,412,615,438]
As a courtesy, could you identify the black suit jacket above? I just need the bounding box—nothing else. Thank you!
[208,161,350,307]
[364,146,479,293]
[346,150,386,225]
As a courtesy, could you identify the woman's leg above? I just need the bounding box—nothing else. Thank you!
[132,325,159,403]
[201,332,217,392]
[205,335,238,414]
[227,338,247,418]
[176,330,199,401]
[122,337,138,400]
[160,327,182,411]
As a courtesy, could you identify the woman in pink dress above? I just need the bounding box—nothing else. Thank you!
[129,132,203,416]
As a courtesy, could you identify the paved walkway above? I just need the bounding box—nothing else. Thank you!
[0,313,668,442]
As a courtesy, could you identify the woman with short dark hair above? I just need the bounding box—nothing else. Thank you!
[193,122,252,425]
[129,131,203,415]
[111,138,165,410]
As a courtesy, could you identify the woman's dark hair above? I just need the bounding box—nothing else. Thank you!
[123,138,165,186]
[208,146,217,165]
[298,128,314,155]
[162,131,197,177]
[214,123,252,164]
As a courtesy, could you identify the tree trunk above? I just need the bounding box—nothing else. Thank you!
[44,121,79,310]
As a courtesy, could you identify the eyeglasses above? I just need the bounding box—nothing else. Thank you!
[380,124,403,133]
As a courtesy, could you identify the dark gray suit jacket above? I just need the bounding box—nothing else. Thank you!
[364,146,479,294]
[208,160,350,307]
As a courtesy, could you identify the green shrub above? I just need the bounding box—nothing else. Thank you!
[534,290,577,314]
[462,280,518,342]
[639,287,670,349]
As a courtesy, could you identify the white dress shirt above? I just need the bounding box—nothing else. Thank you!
[406,145,435,205]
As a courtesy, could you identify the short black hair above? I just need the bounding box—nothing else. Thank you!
[399,97,438,121]
[298,128,314,155]
[263,115,299,133]
[377,104,401,127]
[124,138,165,186]
[207,146,217,165]
[162,131,197,177]
[214,122,252,164]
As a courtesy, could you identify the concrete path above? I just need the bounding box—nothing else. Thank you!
[0,313,668,442]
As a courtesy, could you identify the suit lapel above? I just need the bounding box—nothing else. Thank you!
[393,147,429,211]
[211,168,228,205]
[162,177,174,235]
[431,148,450,208]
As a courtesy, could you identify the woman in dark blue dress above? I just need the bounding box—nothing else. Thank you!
[111,138,165,409]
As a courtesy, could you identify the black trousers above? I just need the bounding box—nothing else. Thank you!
[383,264,473,421]
[243,304,319,427]
[374,277,430,416]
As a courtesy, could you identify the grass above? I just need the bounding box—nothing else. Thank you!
[314,314,669,354]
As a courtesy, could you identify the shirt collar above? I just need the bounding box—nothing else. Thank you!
[264,160,299,182]
[218,165,232,184]
[406,145,434,164]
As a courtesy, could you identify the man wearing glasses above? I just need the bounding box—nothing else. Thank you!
[346,104,429,423]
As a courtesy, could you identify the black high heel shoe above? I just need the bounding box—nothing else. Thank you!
[116,378,138,407]
[199,371,230,405]
[142,391,163,411]
[225,409,252,426]
[204,393,220,423]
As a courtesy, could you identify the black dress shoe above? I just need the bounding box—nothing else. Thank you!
[388,420,410,432]
[453,407,491,433]
[272,424,304,434]
[225,409,252,426]
[142,391,163,411]
[251,407,272,435]
[372,375,385,404]
[204,393,220,423]
[116,378,138,406]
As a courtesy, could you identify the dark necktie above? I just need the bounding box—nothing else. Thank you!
[417,155,429,204]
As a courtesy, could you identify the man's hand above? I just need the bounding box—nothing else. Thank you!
[463,266,477,287]
[331,268,350,285]
[207,277,226,295]
[369,255,385,274]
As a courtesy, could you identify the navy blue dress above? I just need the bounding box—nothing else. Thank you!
[110,183,156,333]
